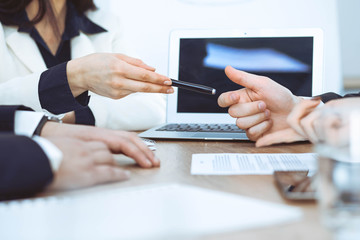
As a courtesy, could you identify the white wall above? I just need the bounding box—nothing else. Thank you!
[337,0,360,79]
[95,0,342,93]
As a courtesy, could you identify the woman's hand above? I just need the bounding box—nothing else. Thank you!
[66,53,174,99]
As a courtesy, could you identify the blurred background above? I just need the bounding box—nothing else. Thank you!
[94,0,360,95]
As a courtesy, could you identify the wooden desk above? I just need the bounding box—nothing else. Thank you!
[45,140,332,239]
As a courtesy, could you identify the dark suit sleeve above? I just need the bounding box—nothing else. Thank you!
[0,134,53,201]
[319,92,360,103]
[0,105,33,133]
[38,62,90,114]
[38,63,95,125]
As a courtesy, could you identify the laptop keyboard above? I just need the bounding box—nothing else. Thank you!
[155,124,245,133]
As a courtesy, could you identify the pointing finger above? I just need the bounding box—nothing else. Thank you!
[225,66,266,91]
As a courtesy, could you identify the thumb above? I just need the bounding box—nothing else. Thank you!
[225,66,263,91]
[256,128,307,147]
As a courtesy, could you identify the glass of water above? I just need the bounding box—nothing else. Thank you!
[316,110,360,240]
[317,145,360,240]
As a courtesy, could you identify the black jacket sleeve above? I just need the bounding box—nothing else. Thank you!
[0,134,53,201]
[0,105,33,133]
[39,62,90,114]
[320,92,360,103]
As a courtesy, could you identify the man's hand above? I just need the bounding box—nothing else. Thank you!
[41,123,160,168]
[255,98,322,147]
[218,66,300,140]
[46,138,130,191]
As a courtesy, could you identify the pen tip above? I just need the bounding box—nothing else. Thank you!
[212,89,216,95]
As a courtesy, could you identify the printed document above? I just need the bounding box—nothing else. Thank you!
[191,153,317,175]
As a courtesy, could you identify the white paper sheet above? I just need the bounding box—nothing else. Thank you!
[0,184,302,240]
[191,153,318,175]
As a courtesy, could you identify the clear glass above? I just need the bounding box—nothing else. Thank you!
[317,145,360,240]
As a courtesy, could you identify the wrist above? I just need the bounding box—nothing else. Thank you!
[40,121,62,138]
[62,111,76,124]
[66,60,88,97]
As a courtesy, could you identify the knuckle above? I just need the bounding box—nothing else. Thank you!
[263,120,271,130]
[235,118,245,128]
[78,144,90,157]
[109,58,121,73]
[140,84,152,92]
[247,127,255,136]
[228,107,237,117]
[140,72,151,81]
[126,145,138,156]
[109,79,123,90]
[109,88,121,99]
[246,130,257,141]
[133,58,143,65]
[80,149,90,158]
[260,112,268,121]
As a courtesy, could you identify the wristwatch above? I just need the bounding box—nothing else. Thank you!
[33,115,62,136]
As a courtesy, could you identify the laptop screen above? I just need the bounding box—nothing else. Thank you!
[177,37,314,113]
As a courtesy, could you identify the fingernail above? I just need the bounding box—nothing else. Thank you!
[164,80,172,85]
[146,159,153,167]
[167,88,174,94]
[264,109,270,118]
[155,157,161,165]
[258,102,266,111]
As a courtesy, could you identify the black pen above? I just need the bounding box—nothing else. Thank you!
[170,79,216,95]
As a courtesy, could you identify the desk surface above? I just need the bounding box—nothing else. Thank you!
[44,140,332,239]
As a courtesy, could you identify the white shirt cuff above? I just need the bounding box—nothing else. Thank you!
[32,136,63,172]
[14,111,45,137]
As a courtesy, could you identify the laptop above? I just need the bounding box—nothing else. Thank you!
[139,28,324,140]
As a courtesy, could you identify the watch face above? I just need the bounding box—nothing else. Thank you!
[47,116,62,123]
